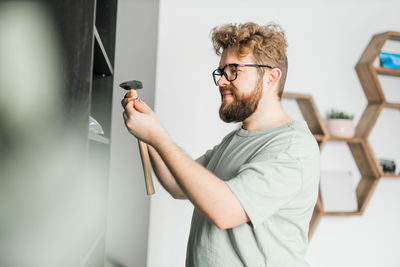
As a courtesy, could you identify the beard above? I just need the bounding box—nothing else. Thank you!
[219,81,263,123]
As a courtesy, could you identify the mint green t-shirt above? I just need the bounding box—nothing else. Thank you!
[186,121,320,267]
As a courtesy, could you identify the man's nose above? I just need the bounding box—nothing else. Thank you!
[217,75,231,87]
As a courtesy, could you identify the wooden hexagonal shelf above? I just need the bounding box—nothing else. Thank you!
[355,31,400,178]
[282,31,400,240]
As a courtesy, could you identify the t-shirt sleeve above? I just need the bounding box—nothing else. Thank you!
[225,151,303,228]
[195,144,218,167]
[195,152,211,167]
[195,130,237,168]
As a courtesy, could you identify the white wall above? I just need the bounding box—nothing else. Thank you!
[147,0,400,267]
[106,0,159,267]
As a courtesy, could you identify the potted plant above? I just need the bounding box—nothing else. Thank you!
[325,109,355,138]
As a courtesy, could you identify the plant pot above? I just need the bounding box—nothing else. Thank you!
[326,119,355,138]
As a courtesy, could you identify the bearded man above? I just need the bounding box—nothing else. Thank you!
[122,22,320,267]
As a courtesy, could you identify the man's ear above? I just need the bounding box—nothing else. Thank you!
[266,68,281,86]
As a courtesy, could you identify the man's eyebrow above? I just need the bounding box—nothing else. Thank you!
[218,63,227,69]
[219,63,238,69]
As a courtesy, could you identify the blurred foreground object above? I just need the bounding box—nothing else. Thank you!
[0,2,100,266]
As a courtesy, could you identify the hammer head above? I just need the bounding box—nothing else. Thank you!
[119,80,143,90]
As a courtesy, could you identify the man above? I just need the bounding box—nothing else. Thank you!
[122,22,320,267]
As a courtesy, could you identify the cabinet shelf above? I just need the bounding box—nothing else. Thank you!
[89,132,110,144]
[93,27,113,75]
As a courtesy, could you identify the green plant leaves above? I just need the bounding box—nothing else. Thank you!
[327,109,354,120]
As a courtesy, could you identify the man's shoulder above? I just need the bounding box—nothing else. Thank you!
[255,121,320,159]
[283,123,320,163]
[218,128,240,145]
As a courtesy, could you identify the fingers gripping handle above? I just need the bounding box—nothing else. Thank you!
[120,80,154,195]
[138,140,155,195]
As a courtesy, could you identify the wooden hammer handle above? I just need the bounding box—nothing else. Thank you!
[138,140,155,195]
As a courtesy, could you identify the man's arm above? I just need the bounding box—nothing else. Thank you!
[153,137,250,230]
[121,96,249,230]
[147,144,187,199]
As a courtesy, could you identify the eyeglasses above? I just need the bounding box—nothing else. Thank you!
[212,63,273,86]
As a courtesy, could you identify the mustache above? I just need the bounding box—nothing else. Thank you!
[219,85,238,96]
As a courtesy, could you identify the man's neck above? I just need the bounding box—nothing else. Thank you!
[241,95,294,132]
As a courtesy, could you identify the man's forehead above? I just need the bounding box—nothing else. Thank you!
[219,49,254,67]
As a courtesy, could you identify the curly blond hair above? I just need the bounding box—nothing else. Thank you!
[211,22,288,99]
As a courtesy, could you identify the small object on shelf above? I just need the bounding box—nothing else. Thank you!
[89,116,104,135]
[378,158,396,174]
[325,109,355,138]
[379,52,400,69]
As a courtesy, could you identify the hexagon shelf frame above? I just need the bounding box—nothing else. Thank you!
[283,93,381,239]
[355,31,400,179]
[323,137,380,217]
[282,31,400,239]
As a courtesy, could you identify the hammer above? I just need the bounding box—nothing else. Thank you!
[120,80,155,195]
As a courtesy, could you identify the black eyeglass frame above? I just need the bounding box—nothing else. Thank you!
[212,63,273,86]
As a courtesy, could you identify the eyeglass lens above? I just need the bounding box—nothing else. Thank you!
[213,64,238,85]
